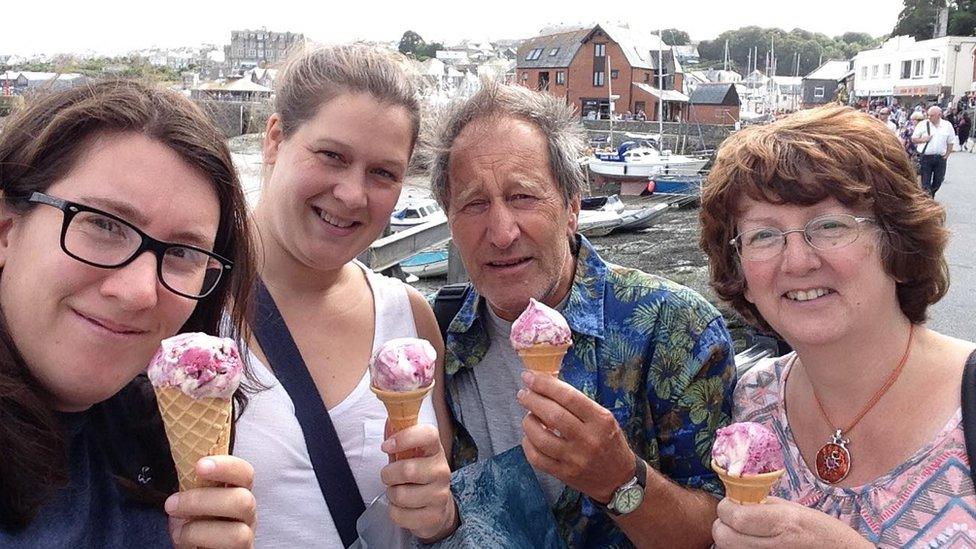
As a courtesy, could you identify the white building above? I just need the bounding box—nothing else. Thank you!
[853,35,976,102]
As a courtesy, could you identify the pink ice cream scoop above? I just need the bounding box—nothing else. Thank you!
[369,337,436,392]
[147,333,244,399]
[711,422,784,477]
[510,298,572,350]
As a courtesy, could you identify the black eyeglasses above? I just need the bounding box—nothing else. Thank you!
[730,214,877,262]
[28,192,232,299]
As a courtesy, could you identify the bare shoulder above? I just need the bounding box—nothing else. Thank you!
[921,327,976,372]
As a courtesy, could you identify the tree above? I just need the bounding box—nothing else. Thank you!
[398,30,426,56]
[661,29,690,46]
[893,0,942,39]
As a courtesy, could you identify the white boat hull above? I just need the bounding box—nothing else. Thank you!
[588,158,708,178]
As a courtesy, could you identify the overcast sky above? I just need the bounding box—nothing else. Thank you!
[5,0,905,56]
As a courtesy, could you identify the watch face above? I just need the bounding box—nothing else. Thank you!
[614,486,644,514]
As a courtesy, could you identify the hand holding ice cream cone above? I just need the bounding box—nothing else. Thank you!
[369,337,436,461]
[710,422,785,504]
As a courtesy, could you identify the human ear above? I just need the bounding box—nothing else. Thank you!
[567,195,581,235]
[262,113,285,166]
[0,199,22,269]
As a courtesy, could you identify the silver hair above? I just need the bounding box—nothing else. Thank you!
[429,79,587,210]
[274,44,421,150]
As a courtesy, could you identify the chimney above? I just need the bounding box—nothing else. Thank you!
[934,7,949,38]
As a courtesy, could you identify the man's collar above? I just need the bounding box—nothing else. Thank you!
[447,235,607,339]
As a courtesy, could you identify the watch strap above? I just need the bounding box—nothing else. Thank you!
[591,454,646,516]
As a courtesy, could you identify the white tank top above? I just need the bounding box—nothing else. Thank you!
[233,262,438,548]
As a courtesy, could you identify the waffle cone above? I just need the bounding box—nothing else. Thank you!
[370,381,435,460]
[154,386,233,491]
[711,460,784,504]
[517,343,570,376]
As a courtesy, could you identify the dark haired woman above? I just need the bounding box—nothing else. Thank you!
[0,80,258,547]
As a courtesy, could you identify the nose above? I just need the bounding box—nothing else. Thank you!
[100,251,160,310]
[332,169,368,211]
[779,231,821,275]
[485,202,520,250]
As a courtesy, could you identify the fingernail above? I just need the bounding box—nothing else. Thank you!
[165,494,179,514]
[381,438,396,453]
[521,370,533,384]
[517,388,527,400]
[198,458,216,475]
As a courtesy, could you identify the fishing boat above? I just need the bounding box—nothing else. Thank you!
[400,249,448,278]
[389,198,445,231]
[588,140,708,179]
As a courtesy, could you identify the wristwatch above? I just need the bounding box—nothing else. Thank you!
[591,454,647,516]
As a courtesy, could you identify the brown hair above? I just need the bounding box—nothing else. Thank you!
[274,44,421,152]
[700,104,949,333]
[0,80,256,528]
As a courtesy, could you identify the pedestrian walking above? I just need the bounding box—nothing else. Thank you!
[912,106,958,197]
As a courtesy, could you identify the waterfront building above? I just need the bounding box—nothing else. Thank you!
[801,60,852,108]
[687,83,740,123]
[224,28,304,72]
[515,23,687,121]
[852,35,976,105]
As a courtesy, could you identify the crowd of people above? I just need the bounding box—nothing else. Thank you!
[1,43,973,549]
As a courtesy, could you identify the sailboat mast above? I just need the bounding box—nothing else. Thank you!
[658,28,664,140]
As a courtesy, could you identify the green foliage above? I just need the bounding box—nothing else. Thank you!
[661,29,690,46]
[698,27,883,76]
[397,30,442,61]
[893,0,976,39]
[7,55,181,84]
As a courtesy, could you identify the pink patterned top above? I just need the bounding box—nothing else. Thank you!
[734,354,976,548]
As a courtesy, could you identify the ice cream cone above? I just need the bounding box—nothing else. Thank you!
[154,386,233,491]
[371,381,435,461]
[517,343,570,377]
[711,459,783,504]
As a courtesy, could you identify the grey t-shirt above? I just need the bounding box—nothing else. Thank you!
[454,299,567,505]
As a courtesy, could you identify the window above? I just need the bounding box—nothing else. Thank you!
[549,48,559,56]
[556,71,565,85]
[594,43,606,57]
[861,67,868,79]
[872,65,878,77]
[524,48,543,61]
[593,71,605,86]
[901,60,912,79]
[883,63,891,77]
[644,73,650,83]
[913,59,924,78]
[814,86,825,98]
[931,57,941,76]
[522,72,528,82]
[611,69,619,79]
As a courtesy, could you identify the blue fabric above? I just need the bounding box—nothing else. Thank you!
[425,447,565,549]
[0,411,170,547]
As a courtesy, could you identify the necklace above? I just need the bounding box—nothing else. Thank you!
[806,324,915,484]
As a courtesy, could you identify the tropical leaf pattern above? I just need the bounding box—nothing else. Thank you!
[441,236,736,548]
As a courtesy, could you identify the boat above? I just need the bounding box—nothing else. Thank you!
[400,249,448,278]
[614,202,669,232]
[389,198,445,231]
[580,194,625,213]
[588,140,708,179]
[651,175,703,196]
[578,209,622,237]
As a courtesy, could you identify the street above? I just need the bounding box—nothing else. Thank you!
[928,150,976,342]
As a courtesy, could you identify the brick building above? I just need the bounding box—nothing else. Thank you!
[687,83,741,123]
[516,24,687,121]
[224,29,305,72]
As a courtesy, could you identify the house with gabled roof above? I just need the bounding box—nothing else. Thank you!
[687,83,740,123]
[515,23,687,121]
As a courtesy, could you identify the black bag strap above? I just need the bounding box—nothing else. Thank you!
[960,350,976,489]
[252,279,365,547]
[433,283,471,342]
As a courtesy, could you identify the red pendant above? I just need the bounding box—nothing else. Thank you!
[815,430,851,484]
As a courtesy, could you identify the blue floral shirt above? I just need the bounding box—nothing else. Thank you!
[441,236,736,548]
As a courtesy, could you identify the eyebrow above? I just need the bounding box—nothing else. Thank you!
[78,195,215,249]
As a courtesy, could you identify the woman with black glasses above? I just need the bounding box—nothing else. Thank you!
[699,105,976,548]
[0,80,258,548]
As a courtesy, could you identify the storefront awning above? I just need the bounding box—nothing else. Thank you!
[634,82,689,102]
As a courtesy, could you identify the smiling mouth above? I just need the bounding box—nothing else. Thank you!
[785,288,834,302]
[486,257,531,269]
[312,206,360,230]
[75,310,146,335]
